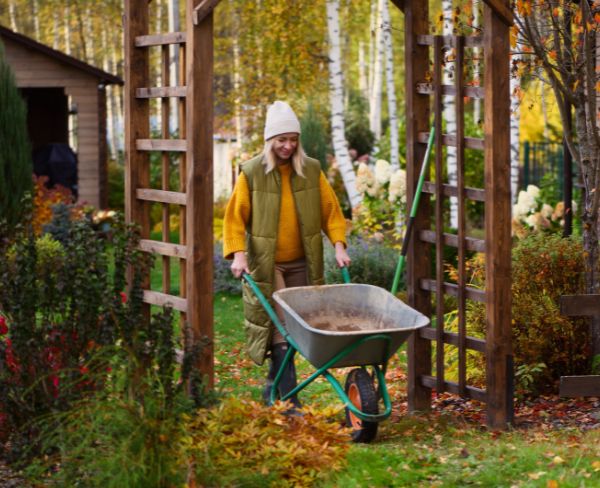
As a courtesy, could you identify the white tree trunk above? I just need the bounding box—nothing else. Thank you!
[64,1,72,56]
[32,0,40,39]
[509,17,523,203]
[368,0,376,97]
[8,0,18,31]
[381,0,399,170]
[233,37,244,151]
[167,0,180,134]
[358,41,369,102]
[369,0,384,140]
[442,0,458,228]
[510,70,521,203]
[326,0,361,208]
[53,10,60,49]
[85,7,95,64]
[473,0,481,123]
[101,27,117,160]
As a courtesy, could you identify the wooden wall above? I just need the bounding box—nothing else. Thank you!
[2,36,104,207]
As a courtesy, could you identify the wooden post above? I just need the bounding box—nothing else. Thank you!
[124,0,150,232]
[484,0,513,428]
[186,0,214,388]
[124,0,151,317]
[403,0,432,412]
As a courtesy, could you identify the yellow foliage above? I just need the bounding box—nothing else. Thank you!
[519,80,563,143]
[184,397,350,487]
[32,175,75,235]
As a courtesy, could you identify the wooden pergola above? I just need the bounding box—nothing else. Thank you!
[124,0,513,427]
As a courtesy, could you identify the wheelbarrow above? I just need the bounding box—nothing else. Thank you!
[243,270,429,443]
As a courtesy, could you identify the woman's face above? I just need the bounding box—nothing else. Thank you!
[272,133,299,161]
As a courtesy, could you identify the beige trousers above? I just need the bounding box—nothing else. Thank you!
[272,258,308,345]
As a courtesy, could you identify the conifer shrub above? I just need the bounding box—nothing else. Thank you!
[0,41,32,234]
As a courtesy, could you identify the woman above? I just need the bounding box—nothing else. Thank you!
[223,100,351,408]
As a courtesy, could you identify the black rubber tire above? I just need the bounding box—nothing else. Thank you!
[344,368,379,443]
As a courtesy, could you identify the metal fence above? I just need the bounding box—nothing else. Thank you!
[521,141,578,199]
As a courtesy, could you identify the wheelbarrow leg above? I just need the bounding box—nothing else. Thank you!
[265,343,302,410]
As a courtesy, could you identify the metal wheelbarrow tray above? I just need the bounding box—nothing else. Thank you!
[273,284,429,368]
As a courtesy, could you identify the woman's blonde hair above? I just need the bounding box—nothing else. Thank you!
[262,136,307,177]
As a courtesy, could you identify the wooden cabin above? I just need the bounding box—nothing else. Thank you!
[0,25,122,208]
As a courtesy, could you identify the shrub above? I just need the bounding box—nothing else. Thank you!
[32,175,75,235]
[214,241,242,294]
[0,40,32,235]
[0,209,162,459]
[325,235,399,290]
[185,398,350,487]
[467,234,589,394]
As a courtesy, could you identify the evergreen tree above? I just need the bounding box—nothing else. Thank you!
[0,40,32,233]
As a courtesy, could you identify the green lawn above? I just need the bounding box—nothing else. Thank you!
[213,292,600,487]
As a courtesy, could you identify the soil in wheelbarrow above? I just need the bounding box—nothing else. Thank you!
[304,310,396,332]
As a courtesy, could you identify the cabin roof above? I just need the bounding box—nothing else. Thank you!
[0,24,123,85]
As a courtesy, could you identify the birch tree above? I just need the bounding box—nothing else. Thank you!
[509,14,523,203]
[381,0,399,170]
[473,0,481,123]
[369,0,384,141]
[442,0,458,228]
[326,0,361,208]
[516,1,600,366]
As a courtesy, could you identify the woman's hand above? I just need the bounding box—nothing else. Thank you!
[231,251,250,278]
[334,242,351,268]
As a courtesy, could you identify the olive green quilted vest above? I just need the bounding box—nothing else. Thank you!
[241,155,324,365]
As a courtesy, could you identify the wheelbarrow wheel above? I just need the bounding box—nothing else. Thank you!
[344,368,378,443]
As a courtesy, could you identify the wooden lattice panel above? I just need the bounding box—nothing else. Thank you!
[124,0,216,387]
[402,0,513,428]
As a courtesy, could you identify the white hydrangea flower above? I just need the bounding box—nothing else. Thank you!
[517,190,537,213]
[526,184,540,199]
[388,169,407,203]
[571,199,578,213]
[355,162,374,194]
[374,159,392,185]
[366,182,381,197]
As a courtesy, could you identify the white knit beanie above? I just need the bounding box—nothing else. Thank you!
[264,101,301,141]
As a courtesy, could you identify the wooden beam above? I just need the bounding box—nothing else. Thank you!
[419,230,485,253]
[136,139,187,152]
[405,0,432,413]
[193,0,221,25]
[421,376,487,402]
[421,181,486,202]
[484,0,513,429]
[416,83,484,99]
[135,32,186,47]
[136,188,187,205]
[560,294,600,317]
[139,239,187,258]
[187,0,214,388]
[416,34,483,48]
[420,279,486,303]
[483,0,514,27]
[559,376,600,397]
[419,327,487,353]
[143,290,187,312]
[418,131,484,151]
[136,86,187,98]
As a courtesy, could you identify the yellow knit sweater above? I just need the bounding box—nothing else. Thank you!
[223,163,347,262]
